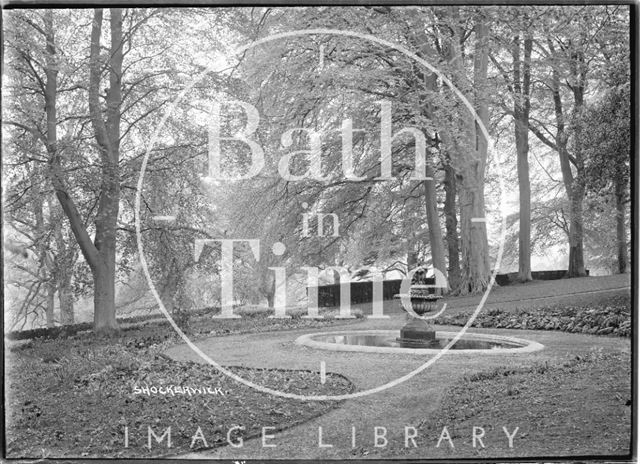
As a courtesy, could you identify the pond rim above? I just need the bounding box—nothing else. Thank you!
[295,329,545,355]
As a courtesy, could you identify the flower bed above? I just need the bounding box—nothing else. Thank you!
[433,295,630,337]
[5,323,355,458]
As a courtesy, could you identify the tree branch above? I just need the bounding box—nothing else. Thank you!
[528,122,558,152]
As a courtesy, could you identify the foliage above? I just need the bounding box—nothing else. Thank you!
[434,294,631,337]
[2,6,631,329]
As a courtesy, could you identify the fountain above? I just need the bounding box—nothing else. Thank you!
[394,284,442,348]
[295,271,544,355]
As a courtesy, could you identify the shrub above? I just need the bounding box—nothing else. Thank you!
[434,295,630,337]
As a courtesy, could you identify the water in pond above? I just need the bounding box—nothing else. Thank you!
[313,334,524,350]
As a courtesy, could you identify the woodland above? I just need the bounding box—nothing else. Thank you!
[3,6,631,333]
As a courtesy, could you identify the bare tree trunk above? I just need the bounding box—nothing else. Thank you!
[52,206,75,325]
[615,179,628,273]
[420,44,448,289]
[443,164,461,291]
[58,275,75,325]
[513,33,533,282]
[516,141,532,282]
[93,262,117,329]
[46,283,56,328]
[423,167,447,289]
[160,258,182,313]
[458,174,491,294]
[406,239,419,269]
[567,85,587,277]
[457,17,491,294]
[30,167,58,326]
[429,9,491,294]
[87,8,123,334]
[545,39,587,278]
[567,45,587,278]
[567,180,586,276]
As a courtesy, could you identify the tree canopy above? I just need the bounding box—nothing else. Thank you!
[3,6,631,330]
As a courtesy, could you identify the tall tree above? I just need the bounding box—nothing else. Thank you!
[420,69,449,288]
[490,12,534,282]
[406,9,463,290]
[528,7,614,277]
[511,32,534,282]
[433,7,492,293]
[443,163,461,289]
[5,8,185,331]
[4,10,83,328]
[582,62,630,273]
[38,8,124,333]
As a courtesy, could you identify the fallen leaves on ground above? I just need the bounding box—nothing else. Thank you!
[5,320,354,459]
[385,349,631,458]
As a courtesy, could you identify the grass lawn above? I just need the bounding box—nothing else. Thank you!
[4,279,632,460]
[4,312,357,459]
[349,274,631,317]
[379,349,631,459]
[163,289,631,460]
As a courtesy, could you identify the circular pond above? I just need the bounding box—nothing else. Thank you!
[295,330,544,355]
